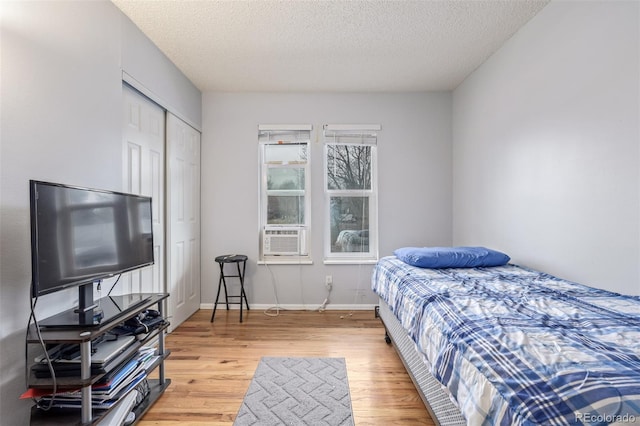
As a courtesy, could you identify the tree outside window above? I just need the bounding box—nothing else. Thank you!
[325,138,377,261]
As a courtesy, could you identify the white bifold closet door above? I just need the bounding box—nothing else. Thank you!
[122,85,165,295]
[122,85,201,331]
[166,113,201,330]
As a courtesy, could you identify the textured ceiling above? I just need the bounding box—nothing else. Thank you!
[112,0,550,92]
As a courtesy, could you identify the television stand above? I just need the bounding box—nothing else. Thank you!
[26,293,170,425]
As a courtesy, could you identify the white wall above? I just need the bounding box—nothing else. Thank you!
[452,0,640,294]
[121,19,202,131]
[201,92,452,308]
[0,2,200,423]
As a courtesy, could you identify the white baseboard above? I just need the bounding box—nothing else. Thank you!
[200,303,378,311]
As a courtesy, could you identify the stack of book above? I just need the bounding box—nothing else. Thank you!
[24,347,159,416]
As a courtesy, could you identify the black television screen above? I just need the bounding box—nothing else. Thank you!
[30,180,154,298]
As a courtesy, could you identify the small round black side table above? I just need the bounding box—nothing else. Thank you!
[210,254,249,323]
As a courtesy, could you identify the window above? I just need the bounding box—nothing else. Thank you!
[259,125,311,261]
[323,125,379,262]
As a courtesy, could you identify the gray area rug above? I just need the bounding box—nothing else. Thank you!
[234,357,354,426]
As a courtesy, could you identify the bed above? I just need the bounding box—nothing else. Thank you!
[372,248,640,425]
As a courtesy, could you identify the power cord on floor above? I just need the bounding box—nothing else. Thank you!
[263,263,283,317]
[317,281,332,312]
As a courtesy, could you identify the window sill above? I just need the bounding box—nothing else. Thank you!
[258,258,314,265]
[323,259,378,265]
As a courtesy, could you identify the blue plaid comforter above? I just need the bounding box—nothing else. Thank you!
[372,256,640,425]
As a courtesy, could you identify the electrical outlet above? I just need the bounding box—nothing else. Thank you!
[325,275,333,290]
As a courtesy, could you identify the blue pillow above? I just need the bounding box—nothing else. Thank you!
[393,246,510,269]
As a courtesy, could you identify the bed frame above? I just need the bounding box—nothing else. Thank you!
[377,299,466,426]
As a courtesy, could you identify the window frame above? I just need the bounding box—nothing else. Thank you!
[258,125,312,263]
[323,125,379,264]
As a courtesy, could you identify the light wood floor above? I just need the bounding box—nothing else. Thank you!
[139,308,434,425]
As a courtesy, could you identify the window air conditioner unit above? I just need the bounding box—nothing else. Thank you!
[263,228,302,255]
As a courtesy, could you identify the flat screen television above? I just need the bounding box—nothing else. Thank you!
[30,180,154,304]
